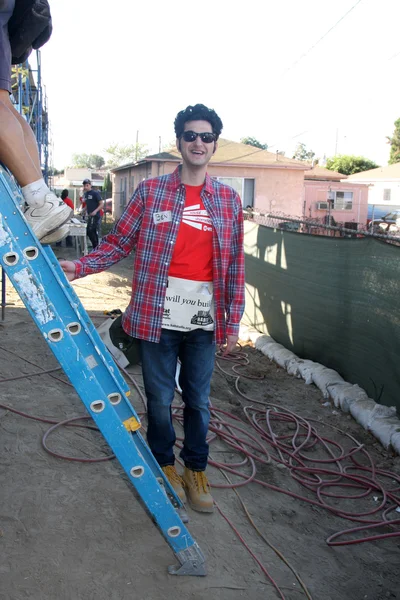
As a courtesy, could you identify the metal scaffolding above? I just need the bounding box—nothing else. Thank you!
[10,49,50,184]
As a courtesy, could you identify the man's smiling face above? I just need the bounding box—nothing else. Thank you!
[177,120,217,169]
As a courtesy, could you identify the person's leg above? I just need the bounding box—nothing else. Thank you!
[0,90,72,240]
[6,93,45,175]
[179,329,215,470]
[179,328,216,513]
[140,329,182,466]
[0,90,41,185]
[86,216,99,249]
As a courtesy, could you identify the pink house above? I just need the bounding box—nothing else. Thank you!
[111,141,368,227]
[304,166,369,227]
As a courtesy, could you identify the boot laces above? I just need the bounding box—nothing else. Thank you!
[163,465,184,486]
[193,471,210,494]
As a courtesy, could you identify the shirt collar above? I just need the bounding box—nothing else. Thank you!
[169,166,214,195]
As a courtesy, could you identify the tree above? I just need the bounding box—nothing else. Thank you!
[104,143,148,168]
[325,155,379,175]
[292,142,315,161]
[387,118,400,164]
[103,172,112,195]
[48,167,63,176]
[90,154,106,169]
[241,137,268,150]
[71,153,105,169]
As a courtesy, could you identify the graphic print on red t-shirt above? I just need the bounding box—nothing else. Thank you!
[168,184,213,281]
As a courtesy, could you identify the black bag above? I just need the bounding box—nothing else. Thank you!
[8,0,52,64]
[109,315,141,366]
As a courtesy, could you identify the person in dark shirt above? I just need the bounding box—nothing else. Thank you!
[82,179,103,249]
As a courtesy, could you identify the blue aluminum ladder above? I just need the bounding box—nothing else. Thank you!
[0,165,206,576]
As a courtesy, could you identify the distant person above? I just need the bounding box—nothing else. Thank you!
[0,0,71,243]
[55,189,74,247]
[93,186,104,240]
[82,179,103,249]
[60,188,73,211]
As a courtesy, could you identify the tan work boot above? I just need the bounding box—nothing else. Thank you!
[162,465,187,503]
[182,467,214,513]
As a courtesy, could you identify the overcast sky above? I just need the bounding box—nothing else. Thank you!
[36,0,400,168]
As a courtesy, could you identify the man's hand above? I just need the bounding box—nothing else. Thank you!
[220,334,239,356]
[59,260,77,282]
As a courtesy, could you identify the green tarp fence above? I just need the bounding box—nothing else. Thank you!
[243,221,400,411]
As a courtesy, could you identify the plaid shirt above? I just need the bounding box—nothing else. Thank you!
[74,166,245,344]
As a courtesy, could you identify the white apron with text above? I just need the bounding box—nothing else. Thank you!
[162,276,214,332]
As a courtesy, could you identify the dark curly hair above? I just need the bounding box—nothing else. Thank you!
[174,104,223,140]
[61,189,69,200]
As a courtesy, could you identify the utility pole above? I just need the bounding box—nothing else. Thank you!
[334,128,339,155]
[135,130,139,162]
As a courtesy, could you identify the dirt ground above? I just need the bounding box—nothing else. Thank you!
[0,245,399,600]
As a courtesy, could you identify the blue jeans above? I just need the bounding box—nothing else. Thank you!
[140,328,216,471]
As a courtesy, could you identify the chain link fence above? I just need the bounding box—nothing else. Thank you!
[243,209,400,245]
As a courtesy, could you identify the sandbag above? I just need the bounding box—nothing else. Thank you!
[311,366,345,399]
[287,358,302,378]
[297,360,318,385]
[271,348,296,369]
[329,383,368,412]
[350,398,377,430]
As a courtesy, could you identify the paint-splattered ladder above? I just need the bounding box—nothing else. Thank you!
[0,165,205,577]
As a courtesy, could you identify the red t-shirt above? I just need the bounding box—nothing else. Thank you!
[63,197,74,210]
[168,184,213,281]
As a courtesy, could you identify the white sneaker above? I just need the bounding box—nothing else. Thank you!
[24,193,72,240]
[40,223,71,244]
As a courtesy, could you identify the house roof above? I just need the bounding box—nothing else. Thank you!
[145,152,180,161]
[304,165,348,181]
[207,139,309,169]
[346,162,400,182]
[112,138,309,172]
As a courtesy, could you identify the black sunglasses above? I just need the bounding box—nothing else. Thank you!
[181,130,216,144]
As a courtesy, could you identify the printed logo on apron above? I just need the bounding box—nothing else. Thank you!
[162,276,214,332]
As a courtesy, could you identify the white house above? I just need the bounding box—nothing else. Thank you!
[346,163,400,219]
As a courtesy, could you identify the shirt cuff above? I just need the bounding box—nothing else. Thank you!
[226,322,240,338]
[73,260,85,278]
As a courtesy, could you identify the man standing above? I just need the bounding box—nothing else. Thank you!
[61,104,245,513]
[82,178,103,249]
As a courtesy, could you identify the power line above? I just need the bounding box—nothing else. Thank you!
[388,50,400,61]
[282,0,363,76]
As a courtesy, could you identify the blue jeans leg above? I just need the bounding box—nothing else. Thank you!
[178,329,216,471]
[140,330,181,467]
[140,328,216,471]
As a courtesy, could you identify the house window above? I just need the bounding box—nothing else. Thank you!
[383,188,391,201]
[333,191,353,210]
[215,177,255,207]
